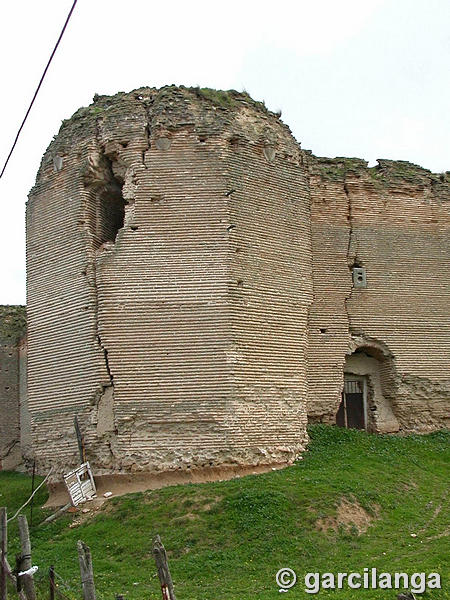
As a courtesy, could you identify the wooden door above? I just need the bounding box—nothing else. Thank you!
[336,378,366,430]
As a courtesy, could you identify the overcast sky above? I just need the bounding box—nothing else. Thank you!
[1,0,449,305]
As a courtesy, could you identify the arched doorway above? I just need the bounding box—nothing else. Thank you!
[336,342,400,433]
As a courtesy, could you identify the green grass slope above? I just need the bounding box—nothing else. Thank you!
[1,426,449,599]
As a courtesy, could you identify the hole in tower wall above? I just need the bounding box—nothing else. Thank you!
[85,153,126,249]
[96,170,125,247]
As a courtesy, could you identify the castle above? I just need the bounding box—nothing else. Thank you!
[1,86,449,477]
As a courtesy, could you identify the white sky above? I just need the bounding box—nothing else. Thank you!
[1,0,449,305]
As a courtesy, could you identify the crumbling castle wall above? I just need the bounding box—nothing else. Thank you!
[27,87,312,476]
[25,86,450,476]
[306,157,450,432]
[0,305,27,469]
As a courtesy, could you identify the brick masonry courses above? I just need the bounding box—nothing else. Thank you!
[22,87,450,478]
[26,87,312,477]
[306,156,450,433]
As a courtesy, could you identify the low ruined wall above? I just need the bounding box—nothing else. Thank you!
[0,306,26,469]
[306,157,450,432]
[27,87,311,477]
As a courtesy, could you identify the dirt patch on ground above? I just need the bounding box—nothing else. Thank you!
[316,496,380,535]
[44,462,286,508]
[171,512,199,524]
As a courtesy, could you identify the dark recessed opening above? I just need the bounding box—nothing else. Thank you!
[198,136,206,143]
[320,328,328,334]
[131,226,138,231]
[89,156,126,249]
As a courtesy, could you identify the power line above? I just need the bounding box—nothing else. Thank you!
[0,0,78,180]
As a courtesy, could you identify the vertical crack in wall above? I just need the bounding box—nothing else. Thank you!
[343,179,354,328]
[81,122,125,455]
[82,107,153,461]
[90,235,117,446]
[344,180,359,268]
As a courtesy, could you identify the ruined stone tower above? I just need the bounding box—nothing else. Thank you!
[27,87,312,476]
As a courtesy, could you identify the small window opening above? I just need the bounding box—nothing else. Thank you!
[320,328,327,334]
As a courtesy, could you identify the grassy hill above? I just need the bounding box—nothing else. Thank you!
[1,425,449,599]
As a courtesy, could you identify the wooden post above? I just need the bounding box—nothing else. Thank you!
[152,535,176,600]
[74,416,86,463]
[0,550,26,599]
[48,566,55,600]
[0,508,7,600]
[18,515,36,600]
[77,541,96,600]
[29,462,36,528]
[6,562,26,600]
[40,503,71,526]
[15,556,22,593]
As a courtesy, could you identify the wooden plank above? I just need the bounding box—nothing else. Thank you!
[152,535,176,600]
[77,541,96,600]
[18,515,36,600]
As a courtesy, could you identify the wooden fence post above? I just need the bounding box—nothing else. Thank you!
[29,462,36,528]
[152,535,176,600]
[17,515,36,600]
[48,566,55,600]
[0,514,25,600]
[0,508,7,600]
[77,541,96,600]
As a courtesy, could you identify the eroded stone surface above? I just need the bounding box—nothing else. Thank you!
[0,305,27,469]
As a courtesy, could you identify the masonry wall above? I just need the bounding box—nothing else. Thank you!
[27,87,312,477]
[0,306,26,469]
[226,128,312,460]
[306,157,450,432]
[26,86,449,477]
